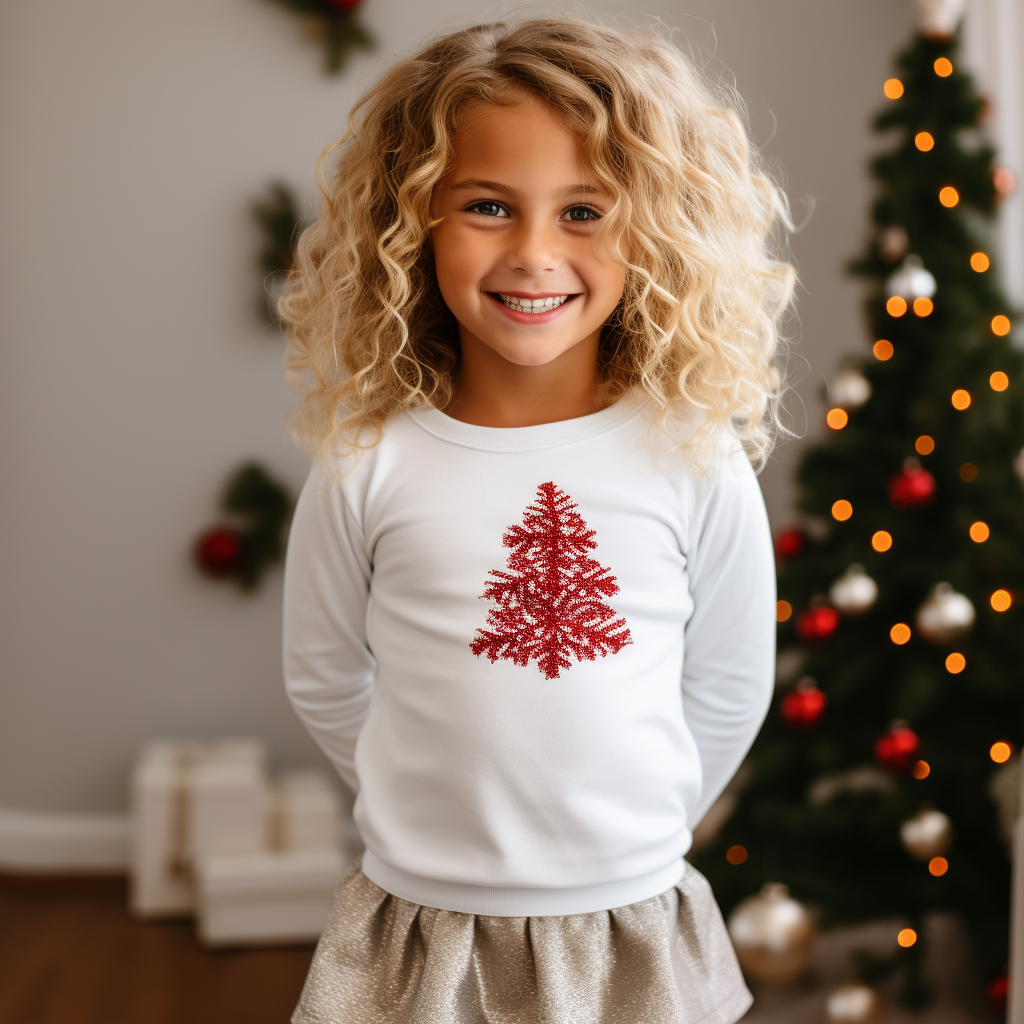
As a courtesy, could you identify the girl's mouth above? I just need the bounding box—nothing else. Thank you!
[486,292,580,324]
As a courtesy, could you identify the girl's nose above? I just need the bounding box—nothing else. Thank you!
[505,217,560,276]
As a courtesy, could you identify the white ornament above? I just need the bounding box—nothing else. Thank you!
[910,0,966,37]
[828,565,878,616]
[727,883,814,982]
[830,369,872,410]
[900,807,953,860]
[886,255,937,301]
[878,226,909,264]
[915,582,975,646]
[826,983,884,1023]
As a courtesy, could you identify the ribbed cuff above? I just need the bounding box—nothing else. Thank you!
[360,849,686,917]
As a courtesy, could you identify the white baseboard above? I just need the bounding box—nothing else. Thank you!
[0,806,129,873]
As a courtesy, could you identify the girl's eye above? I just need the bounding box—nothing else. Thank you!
[467,201,509,218]
[565,205,600,222]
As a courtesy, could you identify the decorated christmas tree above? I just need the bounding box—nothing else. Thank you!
[694,5,1021,1011]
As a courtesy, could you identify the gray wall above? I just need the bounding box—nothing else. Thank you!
[1,0,920,813]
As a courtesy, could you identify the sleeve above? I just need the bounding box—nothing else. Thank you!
[282,458,375,795]
[680,444,776,827]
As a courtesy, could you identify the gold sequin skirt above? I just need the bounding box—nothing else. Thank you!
[292,856,752,1024]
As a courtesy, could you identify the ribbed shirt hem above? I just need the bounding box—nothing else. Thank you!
[360,849,687,917]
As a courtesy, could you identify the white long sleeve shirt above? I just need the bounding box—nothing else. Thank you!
[282,392,776,916]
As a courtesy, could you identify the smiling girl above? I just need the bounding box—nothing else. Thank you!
[280,15,795,1024]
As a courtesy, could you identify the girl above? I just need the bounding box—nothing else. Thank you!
[280,14,795,1024]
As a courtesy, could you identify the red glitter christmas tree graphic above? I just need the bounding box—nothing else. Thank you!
[470,482,632,680]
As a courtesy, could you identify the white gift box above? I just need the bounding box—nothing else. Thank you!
[129,738,267,917]
[273,771,341,852]
[193,849,345,946]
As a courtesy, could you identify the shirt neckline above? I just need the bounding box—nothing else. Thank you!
[407,390,646,452]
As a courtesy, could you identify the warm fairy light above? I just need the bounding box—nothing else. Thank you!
[873,339,894,360]
[913,297,934,316]
[971,252,990,272]
[991,741,1013,763]
[915,435,935,455]
[890,623,911,645]
[777,600,793,622]
[991,589,1012,612]
[990,371,1009,391]
[945,652,966,674]
[934,57,953,77]
[992,315,1011,336]
[929,857,948,877]
[912,760,930,779]
[887,296,908,317]
[970,521,990,543]
[951,389,971,410]
[959,462,978,482]
[939,186,959,207]
[884,78,904,99]
[826,408,849,429]
[915,131,935,152]
[832,500,853,521]
[872,530,893,552]
[898,928,918,948]
[726,845,748,865]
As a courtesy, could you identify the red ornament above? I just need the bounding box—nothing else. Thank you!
[470,482,633,680]
[888,464,936,512]
[781,680,827,730]
[987,974,1008,1013]
[874,725,920,773]
[795,605,840,645]
[194,526,243,578]
[774,528,805,561]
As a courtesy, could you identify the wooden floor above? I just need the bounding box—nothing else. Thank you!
[0,873,314,1024]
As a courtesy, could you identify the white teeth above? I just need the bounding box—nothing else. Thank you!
[497,294,570,313]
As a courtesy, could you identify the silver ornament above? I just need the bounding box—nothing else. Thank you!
[1014,446,1024,485]
[900,807,953,860]
[727,882,814,982]
[915,582,975,646]
[886,255,936,301]
[910,0,965,37]
[877,226,909,264]
[828,565,878,616]
[826,983,884,1023]
[830,369,872,410]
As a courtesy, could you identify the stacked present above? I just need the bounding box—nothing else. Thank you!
[129,737,347,946]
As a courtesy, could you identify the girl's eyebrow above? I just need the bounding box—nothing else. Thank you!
[448,178,608,198]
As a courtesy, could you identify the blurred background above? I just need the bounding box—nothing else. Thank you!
[1,1,1021,1022]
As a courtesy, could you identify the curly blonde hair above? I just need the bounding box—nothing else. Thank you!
[280,14,797,470]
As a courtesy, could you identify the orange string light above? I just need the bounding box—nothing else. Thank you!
[945,652,966,673]
[951,389,971,410]
[990,589,1012,612]
[990,371,1009,391]
[873,339,894,360]
[915,131,935,152]
[832,500,853,521]
[991,741,1013,763]
[872,530,893,552]
[887,296,908,317]
[776,600,792,622]
[934,57,953,77]
[939,186,959,207]
[970,521,990,543]
[884,78,904,99]
[992,315,1011,336]
[912,760,930,779]
[913,297,933,316]
[890,623,911,645]
[915,435,934,455]
[929,857,948,877]
[898,928,918,947]
[971,252,990,272]
[826,408,848,429]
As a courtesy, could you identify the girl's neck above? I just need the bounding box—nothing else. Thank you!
[442,332,610,428]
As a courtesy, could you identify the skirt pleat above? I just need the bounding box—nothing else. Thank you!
[292,856,751,1024]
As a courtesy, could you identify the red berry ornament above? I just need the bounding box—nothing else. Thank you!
[888,464,936,511]
[986,974,1008,1013]
[194,526,243,578]
[781,680,827,730]
[874,725,920,773]
[774,529,805,560]
[795,605,840,644]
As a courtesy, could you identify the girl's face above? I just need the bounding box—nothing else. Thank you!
[429,95,628,369]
